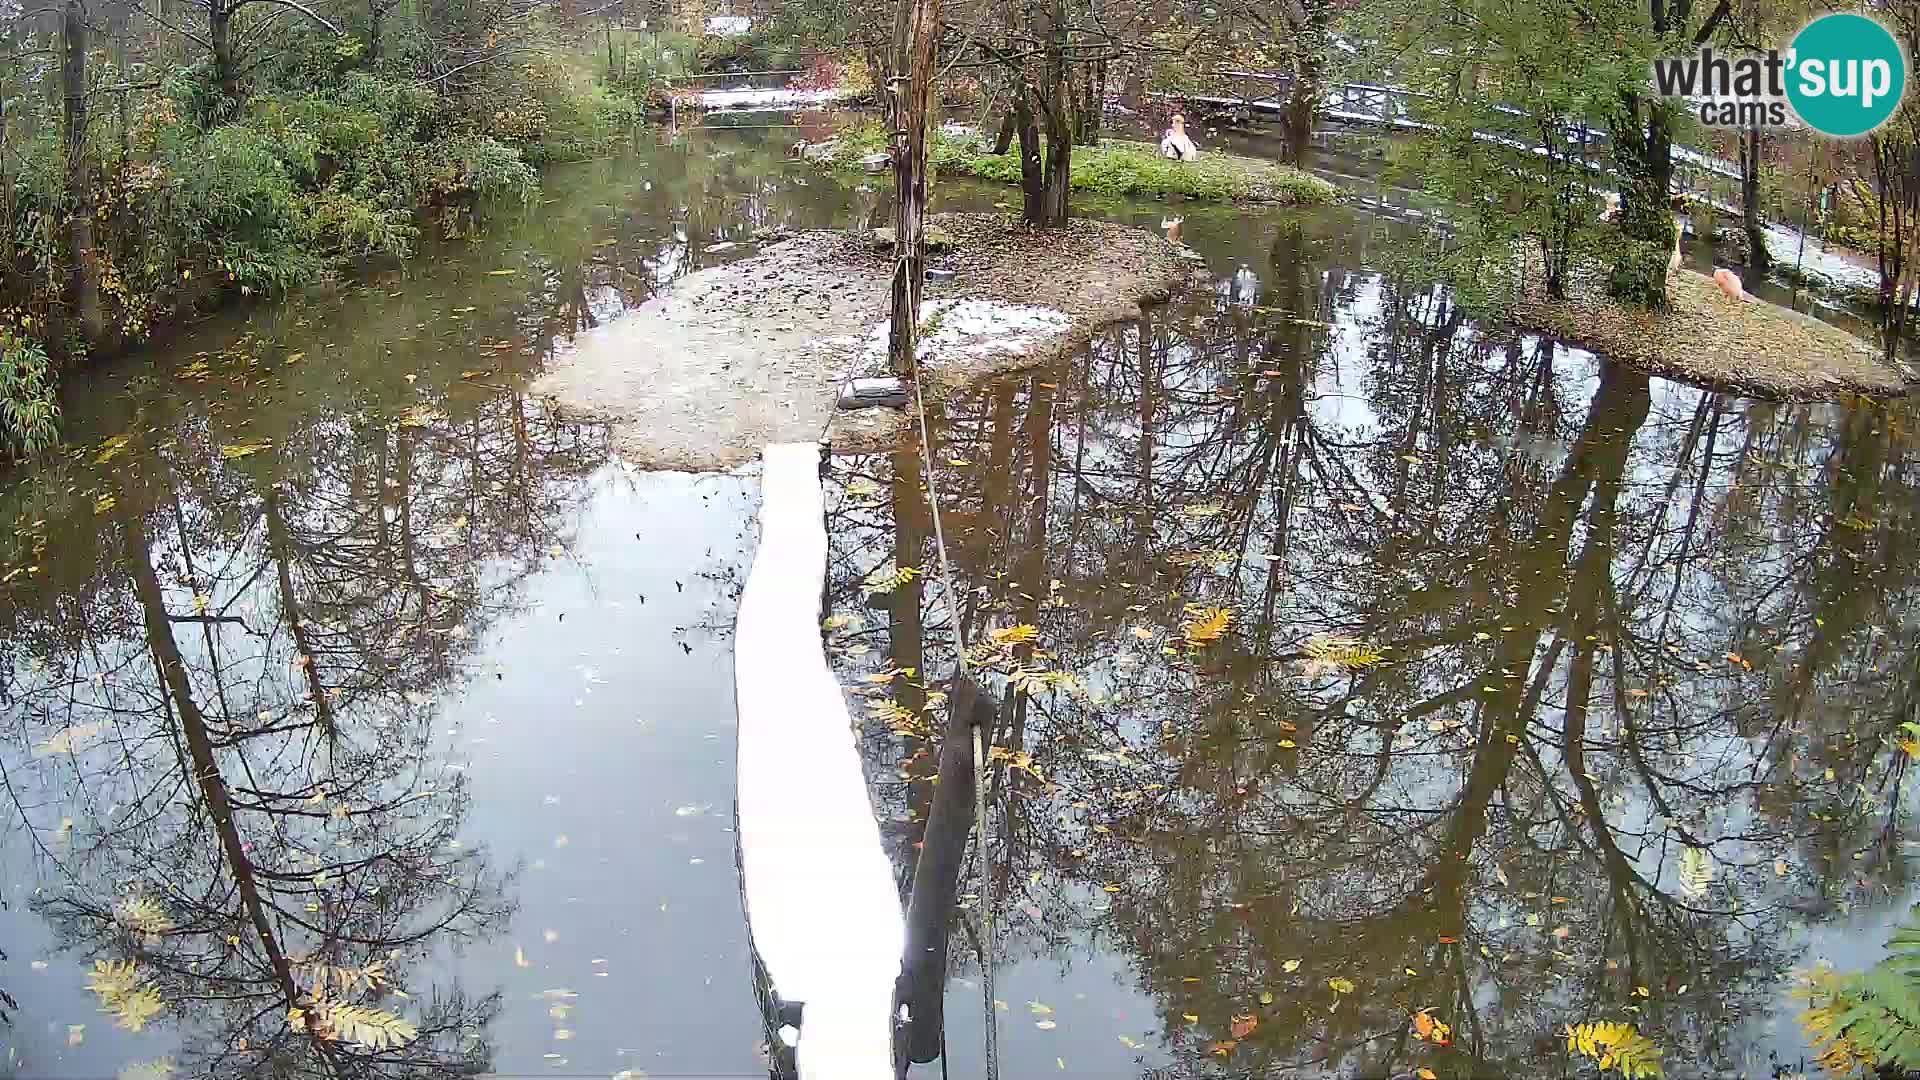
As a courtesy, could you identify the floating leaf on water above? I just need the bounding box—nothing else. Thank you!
[95,435,132,464]
[117,897,174,937]
[1301,634,1385,674]
[1034,1020,1056,1030]
[220,442,271,459]
[1182,606,1231,648]
[398,404,445,428]
[488,269,518,276]
[35,722,106,756]
[1327,977,1355,994]
[989,624,1040,646]
[118,1057,177,1080]
[1678,845,1714,899]
[1282,959,1301,973]
[1412,1009,1452,1046]
[1230,1014,1257,1038]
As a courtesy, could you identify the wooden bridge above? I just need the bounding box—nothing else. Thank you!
[1172,71,1748,206]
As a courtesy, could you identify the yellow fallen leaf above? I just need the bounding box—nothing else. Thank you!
[1282,959,1301,972]
[1183,1013,1199,1023]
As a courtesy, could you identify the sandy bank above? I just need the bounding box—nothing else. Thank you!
[1512,267,1916,399]
[531,213,1201,470]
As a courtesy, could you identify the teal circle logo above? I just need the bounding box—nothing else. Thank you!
[1786,13,1907,137]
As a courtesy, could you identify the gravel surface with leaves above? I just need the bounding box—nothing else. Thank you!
[532,213,1202,470]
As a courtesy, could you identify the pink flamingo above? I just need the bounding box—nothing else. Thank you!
[1712,267,1752,302]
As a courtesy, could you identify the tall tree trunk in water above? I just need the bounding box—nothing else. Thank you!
[885,0,939,376]
[1607,95,1677,308]
[62,0,104,349]
[1740,125,1771,276]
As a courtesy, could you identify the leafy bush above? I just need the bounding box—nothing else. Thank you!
[1799,909,1920,1076]
[1,329,60,461]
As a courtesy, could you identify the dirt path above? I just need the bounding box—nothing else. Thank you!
[532,214,1201,471]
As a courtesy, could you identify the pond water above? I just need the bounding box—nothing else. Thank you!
[1,117,1915,1080]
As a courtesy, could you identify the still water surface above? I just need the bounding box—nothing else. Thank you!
[1,119,1914,1080]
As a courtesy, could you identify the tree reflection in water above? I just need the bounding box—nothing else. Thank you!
[1,380,609,1077]
[822,228,1920,1077]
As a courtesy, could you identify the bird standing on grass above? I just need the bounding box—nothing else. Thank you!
[1160,114,1198,161]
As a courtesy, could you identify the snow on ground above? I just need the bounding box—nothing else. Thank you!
[859,299,1074,366]
[696,87,853,112]
[1760,223,1885,296]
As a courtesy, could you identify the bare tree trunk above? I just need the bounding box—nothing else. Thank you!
[885,0,939,375]
[1027,0,1071,228]
[368,0,384,60]
[993,109,1015,155]
[210,4,239,113]
[1740,124,1771,276]
[62,0,104,350]
[1014,81,1044,225]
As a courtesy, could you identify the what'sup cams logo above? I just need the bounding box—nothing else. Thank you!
[1652,12,1908,137]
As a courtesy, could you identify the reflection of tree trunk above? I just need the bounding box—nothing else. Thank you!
[896,678,991,1063]
[888,449,928,719]
[127,525,305,1008]
[264,488,338,735]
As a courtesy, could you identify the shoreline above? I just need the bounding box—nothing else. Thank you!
[1512,266,1916,400]
[531,213,1205,471]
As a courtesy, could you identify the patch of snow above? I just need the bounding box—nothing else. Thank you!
[698,87,853,112]
[860,299,1073,365]
[1761,223,1887,297]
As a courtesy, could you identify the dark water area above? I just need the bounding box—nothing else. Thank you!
[1,117,1916,1080]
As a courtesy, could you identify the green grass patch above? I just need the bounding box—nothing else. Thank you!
[814,121,1335,205]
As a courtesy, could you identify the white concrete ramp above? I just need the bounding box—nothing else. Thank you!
[734,442,903,1080]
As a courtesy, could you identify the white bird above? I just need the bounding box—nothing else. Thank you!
[1712,267,1753,302]
[1160,114,1198,161]
[1666,212,1683,294]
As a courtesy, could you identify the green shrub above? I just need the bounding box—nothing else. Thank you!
[1,329,60,461]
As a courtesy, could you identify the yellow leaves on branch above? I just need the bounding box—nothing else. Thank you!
[87,959,166,1032]
[1301,634,1385,676]
[862,564,921,596]
[1564,1021,1663,1078]
[1796,968,1882,1079]
[289,998,418,1050]
[989,624,1040,646]
[1678,846,1714,900]
[1181,606,1231,648]
[115,897,175,940]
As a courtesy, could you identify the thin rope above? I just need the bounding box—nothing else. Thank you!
[902,291,997,1080]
